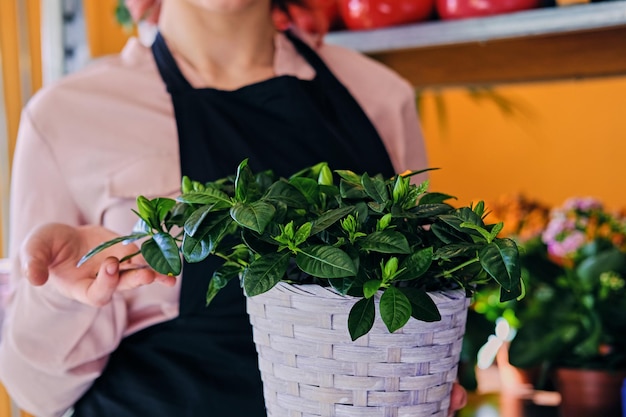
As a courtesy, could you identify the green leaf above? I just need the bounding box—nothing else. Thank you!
[243,252,290,296]
[340,179,367,199]
[380,286,411,333]
[264,180,308,208]
[434,244,478,261]
[577,247,626,285]
[361,173,388,204]
[230,201,276,234]
[408,204,454,220]
[289,177,320,205]
[154,198,176,224]
[400,287,441,322]
[135,196,154,228]
[460,222,492,242]
[206,263,241,305]
[431,221,474,244]
[335,170,361,184]
[77,233,148,267]
[478,238,521,296]
[419,192,456,205]
[234,158,256,202]
[359,231,411,254]
[394,247,433,281]
[310,206,355,235]
[296,245,357,278]
[348,297,375,341]
[363,280,382,298]
[182,213,233,263]
[141,233,181,276]
[177,188,232,207]
[184,205,214,237]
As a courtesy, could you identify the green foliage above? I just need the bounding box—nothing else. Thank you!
[81,159,522,340]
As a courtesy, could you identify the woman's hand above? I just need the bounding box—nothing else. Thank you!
[449,382,468,416]
[19,223,176,307]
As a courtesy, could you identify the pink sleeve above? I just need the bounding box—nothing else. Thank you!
[0,109,128,417]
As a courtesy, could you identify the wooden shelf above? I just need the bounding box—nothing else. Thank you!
[325,1,626,87]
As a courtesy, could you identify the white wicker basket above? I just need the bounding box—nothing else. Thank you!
[246,283,470,417]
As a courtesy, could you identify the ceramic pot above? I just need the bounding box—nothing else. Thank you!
[555,368,626,417]
[338,0,435,30]
[436,0,541,20]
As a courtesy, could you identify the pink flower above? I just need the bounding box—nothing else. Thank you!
[547,231,586,258]
[563,197,603,212]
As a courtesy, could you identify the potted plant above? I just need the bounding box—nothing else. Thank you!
[457,194,552,392]
[507,197,626,417]
[82,159,522,415]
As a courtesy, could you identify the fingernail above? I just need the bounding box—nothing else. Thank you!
[106,262,119,275]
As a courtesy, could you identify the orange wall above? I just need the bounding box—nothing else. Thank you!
[83,0,135,57]
[420,77,626,211]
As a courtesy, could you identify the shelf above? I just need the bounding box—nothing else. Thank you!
[325,1,626,87]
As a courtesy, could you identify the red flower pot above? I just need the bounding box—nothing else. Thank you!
[436,0,541,20]
[338,0,436,30]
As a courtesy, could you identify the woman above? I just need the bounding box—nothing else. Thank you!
[0,0,466,416]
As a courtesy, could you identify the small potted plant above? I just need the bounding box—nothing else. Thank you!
[82,159,522,415]
[507,197,626,417]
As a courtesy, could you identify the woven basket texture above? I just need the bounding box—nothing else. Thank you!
[247,283,470,417]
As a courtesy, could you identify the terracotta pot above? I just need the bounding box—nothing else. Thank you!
[555,368,626,417]
[436,0,541,20]
[338,0,435,30]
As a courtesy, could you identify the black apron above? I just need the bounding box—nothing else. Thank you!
[73,31,395,416]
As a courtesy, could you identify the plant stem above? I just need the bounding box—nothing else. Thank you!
[438,256,479,278]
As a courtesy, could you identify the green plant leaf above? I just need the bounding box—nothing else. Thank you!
[363,280,382,298]
[296,245,357,278]
[359,231,411,254]
[134,196,154,228]
[230,201,276,234]
[395,247,433,281]
[206,263,241,305]
[434,244,478,261]
[478,238,521,296]
[431,221,474,244]
[264,180,308,208]
[361,173,388,204]
[77,233,148,267]
[243,252,290,296]
[182,213,233,263]
[184,205,214,237]
[348,297,375,341]
[576,247,626,286]
[419,192,456,205]
[400,287,441,322]
[335,170,361,184]
[289,177,320,205]
[380,286,411,333]
[408,204,455,220]
[177,188,232,207]
[141,233,181,276]
[154,198,176,224]
[234,158,257,202]
[310,206,355,235]
[340,179,367,199]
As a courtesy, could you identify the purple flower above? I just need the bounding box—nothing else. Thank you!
[563,197,603,212]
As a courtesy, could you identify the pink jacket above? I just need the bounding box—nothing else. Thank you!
[0,33,427,416]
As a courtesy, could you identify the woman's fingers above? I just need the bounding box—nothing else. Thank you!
[70,257,121,307]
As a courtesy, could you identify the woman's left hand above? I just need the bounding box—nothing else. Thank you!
[449,382,468,416]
